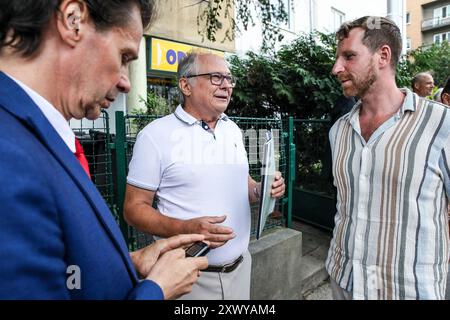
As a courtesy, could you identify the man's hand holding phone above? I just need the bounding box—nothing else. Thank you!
[130,234,209,299]
[185,241,210,257]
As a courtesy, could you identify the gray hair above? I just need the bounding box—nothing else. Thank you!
[411,72,433,89]
[177,51,201,105]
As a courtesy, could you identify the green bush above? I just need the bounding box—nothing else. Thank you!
[131,92,175,132]
[227,32,341,119]
[396,42,450,88]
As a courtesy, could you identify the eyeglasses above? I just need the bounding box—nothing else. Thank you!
[186,73,236,87]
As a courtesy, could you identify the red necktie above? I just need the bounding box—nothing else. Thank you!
[74,138,91,179]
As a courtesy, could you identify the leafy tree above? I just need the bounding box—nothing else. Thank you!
[396,42,450,88]
[131,92,175,132]
[227,32,342,195]
[227,32,341,119]
[141,91,174,116]
[197,0,288,52]
[228,36,450,119]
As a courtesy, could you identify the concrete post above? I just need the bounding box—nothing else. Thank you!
[127,36,148,113]
[387,0,407,55]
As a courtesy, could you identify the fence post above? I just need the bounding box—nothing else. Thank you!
[114,111,129,247]
[287,116,296,229]
[102,111,115,211]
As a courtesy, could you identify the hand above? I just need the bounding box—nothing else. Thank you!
[130,233,206,279]
[146,248,208,300]
[271,171,285,199]
[185,215,235,249]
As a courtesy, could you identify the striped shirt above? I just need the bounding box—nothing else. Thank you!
[325,88,450,299]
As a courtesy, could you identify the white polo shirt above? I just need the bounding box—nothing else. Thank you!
[127,105,251,265]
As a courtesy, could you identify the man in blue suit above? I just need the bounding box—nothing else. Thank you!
[0,0,208,299]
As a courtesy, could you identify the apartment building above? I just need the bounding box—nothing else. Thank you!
[72,0,236,132]
[236,0,388,55]
[406,0,450,50]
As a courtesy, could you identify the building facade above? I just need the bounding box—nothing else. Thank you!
[73,0,236,132]
[134,0,235,111]
[406,0,450,50]
[236,0,388,55]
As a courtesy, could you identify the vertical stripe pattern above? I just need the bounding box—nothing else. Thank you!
[325,89,450,299]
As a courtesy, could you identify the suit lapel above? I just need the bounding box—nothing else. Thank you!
[0,72,138,282]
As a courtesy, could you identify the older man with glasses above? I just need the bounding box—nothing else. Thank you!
[123,51,285,300]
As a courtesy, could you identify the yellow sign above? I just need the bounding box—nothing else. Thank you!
[150,37,224,73]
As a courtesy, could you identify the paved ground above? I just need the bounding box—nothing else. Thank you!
[291,220,332,300]
[292,220,450,300]
[447,273,450,299]
[304,279,332,300]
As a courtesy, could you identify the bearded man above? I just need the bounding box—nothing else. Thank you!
[326,16,450,300]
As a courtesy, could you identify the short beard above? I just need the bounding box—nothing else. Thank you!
[354,59,376,98]
[342,58,377,98]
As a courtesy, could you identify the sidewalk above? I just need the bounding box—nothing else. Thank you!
[291,220,450,300]
[291,220,332,300]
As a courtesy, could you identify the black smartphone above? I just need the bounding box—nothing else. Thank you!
[185,241,210,257]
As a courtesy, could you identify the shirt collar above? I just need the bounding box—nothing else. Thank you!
[9,75,76,153]
[174,104,229,126]
[347,87,417,126]
[399,87,417,113]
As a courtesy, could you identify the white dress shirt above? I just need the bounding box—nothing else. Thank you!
[8,74,75,152]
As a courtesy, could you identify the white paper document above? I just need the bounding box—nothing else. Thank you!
[256,130,276,240]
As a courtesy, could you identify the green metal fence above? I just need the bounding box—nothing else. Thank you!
[115,112,292,250]
[291,119,336,231]
[293,119,333,195]
[71,111,294,251]
[69,111,117,219]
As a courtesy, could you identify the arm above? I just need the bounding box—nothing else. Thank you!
[248,175,261,203]
[124,184,235,248]
[129,234,209,300]
[247,172,286,204]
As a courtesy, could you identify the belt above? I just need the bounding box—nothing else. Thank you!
[204,255,243,273]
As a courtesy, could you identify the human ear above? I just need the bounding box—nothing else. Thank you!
[378,45,392,69]
[56,0,87,47]
[442,93,450,106]
[179,77,192,97]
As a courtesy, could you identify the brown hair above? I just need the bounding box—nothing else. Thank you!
[0,0,156,57]
[336,16,402,69]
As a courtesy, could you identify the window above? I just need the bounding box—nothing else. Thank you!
[406,12,410,24]
[434,34,441,44]
[276,0,293,31]
[406,38,412,50]
[434,5,450,18]
[331,7,345,31]
[433,32,450,44]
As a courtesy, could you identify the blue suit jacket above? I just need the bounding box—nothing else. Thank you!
[0,72,163,299]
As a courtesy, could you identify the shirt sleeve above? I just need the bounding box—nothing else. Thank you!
[439,134,450,200]
[127,280,164,300]
[127,129,162,191]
